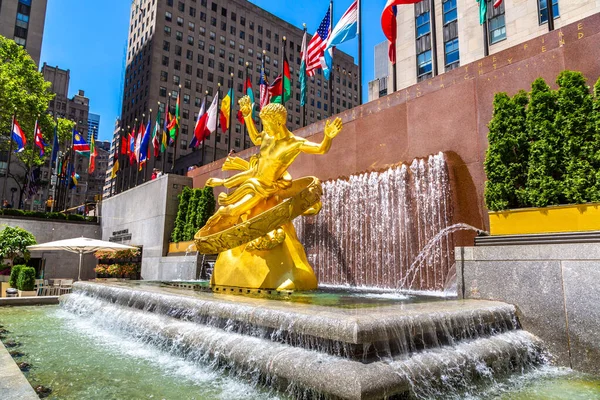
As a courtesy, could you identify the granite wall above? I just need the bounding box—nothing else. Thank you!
[0,217,101,281]
[188,13,600,243]
[456,244,600,374]
[101,173,194,280]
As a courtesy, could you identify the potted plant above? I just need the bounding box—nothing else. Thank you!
[485,71,600,235]
[16,266,37,297]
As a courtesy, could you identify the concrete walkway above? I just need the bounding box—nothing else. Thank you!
[0,296,59,306]
[0,341,38,400]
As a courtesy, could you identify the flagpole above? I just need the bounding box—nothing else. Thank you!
[143,109,152,183]
[329,0,334,116]
[202,90,208,164]
[2,112,16,206]
[162,97,170,173]
[547,0,554,31]
[213,84,221,163]
[429,0,439,77]
[129,119,136,189]
[281,36,287,108]
[66,126,75,212]
[50,119,58,211]
[243,62,250,149]
[482,2,489,57]
[136,113,144,186]
[302,24,308,127]
[227,72,234,154]
[357,0,363,105]
[122,126,130,192]
[171,85,181,173]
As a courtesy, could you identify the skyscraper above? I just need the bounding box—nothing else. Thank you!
[375,0,599,99]
[118,0,359,188]
[88,113,101,142]
[0,0,48,65]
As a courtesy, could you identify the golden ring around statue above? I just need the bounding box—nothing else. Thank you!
[194,177,322,254]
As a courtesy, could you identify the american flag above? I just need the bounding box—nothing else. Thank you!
[305,8,331,76]
[259,54,270,109]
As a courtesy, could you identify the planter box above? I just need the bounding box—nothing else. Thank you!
[168,241,196,254]
[18,290,37,297]
[489,203,600,235]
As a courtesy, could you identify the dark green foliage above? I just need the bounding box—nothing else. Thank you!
[66,214,85,221]
[484,91,529,211]
[183,188,202,241]
[16,266,35,291]
[197,187,216,232]
[45,212,66,220]
[1,209,25,217]
[171,186,192,243]
[524,78,562,207]
[589,77,600,201]
[9,265,24,288]
[0,209,96,222]
[556,71,595,203]
[171,186,217,242]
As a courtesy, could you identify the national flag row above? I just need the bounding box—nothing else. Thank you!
[9,115,97,180]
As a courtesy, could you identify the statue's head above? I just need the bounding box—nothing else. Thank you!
[260,103,287,135]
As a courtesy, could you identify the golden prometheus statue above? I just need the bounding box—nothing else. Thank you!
[194,95,342,291]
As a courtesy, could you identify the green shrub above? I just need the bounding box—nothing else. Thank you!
[591,77,600,201]
[183,189,202,241]
[0,226,36,264]
[556,71,596,204]
[66,214,85,221]
[198,187,216,230]
[16,266,35,291]
[171,186,192,243]
[9,265,24,288]
[1,209,25,217]
[46,212,66,220]
[524,78,562,207]
[484,90,529,211]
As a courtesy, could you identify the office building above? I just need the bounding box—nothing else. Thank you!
[118,0,359,187]
[374,0,599,99]
[88,113,101,142]
[0,0,48,65]
[368,41,391,101]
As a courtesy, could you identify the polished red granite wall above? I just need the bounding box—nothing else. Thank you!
[189,14,600,242]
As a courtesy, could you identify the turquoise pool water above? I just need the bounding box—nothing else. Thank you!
[1,305,599,399]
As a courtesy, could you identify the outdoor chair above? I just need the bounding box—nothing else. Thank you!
[34,279,44,296]
[59,279,73,295]
[49,279,62,296]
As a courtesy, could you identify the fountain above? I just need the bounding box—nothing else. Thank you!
[55,97,554,398]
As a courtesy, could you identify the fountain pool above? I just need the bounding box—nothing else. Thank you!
[1,300,599,399]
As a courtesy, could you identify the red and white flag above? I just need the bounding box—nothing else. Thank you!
[305,7,332,76]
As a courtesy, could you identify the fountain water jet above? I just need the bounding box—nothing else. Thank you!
[294,152,459,291]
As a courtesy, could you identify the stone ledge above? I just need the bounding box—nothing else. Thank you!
[0,340,38,400]
[0,296,60,307]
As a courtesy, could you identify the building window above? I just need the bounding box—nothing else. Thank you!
[444,38,459,68]
[415,10,430,38]
[159,87,167,97]
[163,40,170,51]
[176,17,184,27]
[487,1,506,44]
[442,0,457,24]
[417,50,432,79]
[162,55,169,66]
[538,0,559,24]
[165,11,172,21]
[164,26,171,36]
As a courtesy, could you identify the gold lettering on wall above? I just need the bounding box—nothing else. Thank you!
[541,45,546,52]
[508,58,513,64]
[523,43,528,50]
[578,32,585,39]
[478,69,484,75]
[559,38,565,47]
[578,22,584,30]
[492,56,497,62]
[493,64,497,70]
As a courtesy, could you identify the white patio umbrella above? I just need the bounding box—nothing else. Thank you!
[27,237,138,281]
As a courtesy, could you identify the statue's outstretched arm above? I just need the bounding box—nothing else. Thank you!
[239,96,261,146]
[299,117,342,155]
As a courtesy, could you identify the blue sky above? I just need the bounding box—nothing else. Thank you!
[40,0,386,142]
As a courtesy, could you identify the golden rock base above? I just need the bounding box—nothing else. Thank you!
[210,223,318,291]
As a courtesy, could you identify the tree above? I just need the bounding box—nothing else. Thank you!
[0,225,36,264]
[484,90,529,211]
[524,78,562,207]
[556,71,595,204]
[171,186,192,243]
[0,36,66,206]
[183,188,202,241]
[589,77,600,201]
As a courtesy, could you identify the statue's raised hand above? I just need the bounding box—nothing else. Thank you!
[238,96,253,118]
[324,118,342,139]
[206,177,223,187]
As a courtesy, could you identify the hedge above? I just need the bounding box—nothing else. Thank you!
[484,71,600,211]
[0,209,96,223]
[16,266,35,291]
[9,265,24,288]
[171,186,216,243]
